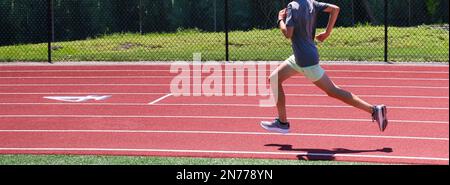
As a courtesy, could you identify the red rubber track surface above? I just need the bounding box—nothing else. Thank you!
[0,63,448,164]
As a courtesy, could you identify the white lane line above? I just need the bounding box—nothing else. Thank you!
[0,69,448,74]
[0,102,447,110]
[153,103,449,110]
[327,70,449,74]
[148,93,173,105]
[0,61,447,66]
[0,84,447,89]
[0,115,447,124]
[0,93,447,99]
[286,94,449,99]
[0,129,447,141]
[0,147,447,162]
[0,76,448,81]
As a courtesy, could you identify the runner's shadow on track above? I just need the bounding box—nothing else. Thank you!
[265,144,393,161]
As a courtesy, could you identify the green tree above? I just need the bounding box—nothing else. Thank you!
[84,0,117,36]
[142,0,174,32]
[0,0,14,45]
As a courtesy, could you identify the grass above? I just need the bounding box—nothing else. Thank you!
[0,25,448,62]
[0,154,382,165]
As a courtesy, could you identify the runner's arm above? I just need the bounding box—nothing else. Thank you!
[278,8,294,39]
[316,4,340,42]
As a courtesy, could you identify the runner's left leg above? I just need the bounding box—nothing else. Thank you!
[268,61,300,123]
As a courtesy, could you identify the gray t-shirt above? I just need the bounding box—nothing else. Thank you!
[285,0,329,67]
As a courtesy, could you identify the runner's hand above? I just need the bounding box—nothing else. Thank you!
[316,32,330,42]
[278,8,287,21]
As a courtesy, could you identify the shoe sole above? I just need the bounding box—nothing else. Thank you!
[260,123,290,134]
[377,105,388,132]
[381,106,388,132]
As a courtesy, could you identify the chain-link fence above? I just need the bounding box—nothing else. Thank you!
[0,0,48,61]
[388,0,449,62]
[0,0,448,63]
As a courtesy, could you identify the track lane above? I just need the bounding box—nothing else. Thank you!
[0,85,448,97]
[0,94,448,108]
[0,77,448,87]
[0,104,447,122]
[0,131,447,164]
[0,117,447,139]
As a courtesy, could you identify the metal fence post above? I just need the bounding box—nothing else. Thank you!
[214,0,217,32]
[139,0,143,35]
[225,0,229,62]
[384,0,388,63]
[351,0,355,26]
[47,0,53,64]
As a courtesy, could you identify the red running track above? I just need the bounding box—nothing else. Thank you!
[0,63,448,165]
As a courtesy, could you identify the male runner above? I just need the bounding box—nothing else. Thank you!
[260,0,388,133]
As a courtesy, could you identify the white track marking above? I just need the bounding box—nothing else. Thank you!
[0,69,448,74]
[152,103,449,110]
[0,147,447,162]
[43,95,111,102]
[0,76,448,81]
[148,93,173,105]
[0,115,447,124]
[0,102,447,110]
[285,94,449,99]
[0,61,448,66]
[0,84,447,89]
[0,129,447,141]
[0,93,447,99]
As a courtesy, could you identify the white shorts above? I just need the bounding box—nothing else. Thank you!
[285,55,325,82]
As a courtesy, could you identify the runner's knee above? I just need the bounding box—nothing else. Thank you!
[325,87,342,99]
[268,72,283,84]
[326,87,351,100]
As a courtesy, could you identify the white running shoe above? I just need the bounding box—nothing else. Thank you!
[372,105,388,132]
[260,118,290,134]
